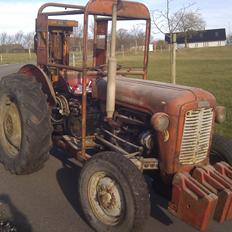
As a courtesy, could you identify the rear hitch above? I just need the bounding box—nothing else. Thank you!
[169,162,232,231]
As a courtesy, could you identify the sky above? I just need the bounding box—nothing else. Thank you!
[0,0,231,39]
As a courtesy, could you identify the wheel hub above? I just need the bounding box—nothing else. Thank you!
[88,172,124,225]
[97,179,119,212]
[0,97,22,157]
[98,190,113,209]
[4,114,13,138]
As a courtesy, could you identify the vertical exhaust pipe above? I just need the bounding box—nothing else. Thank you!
[106,2,118,119]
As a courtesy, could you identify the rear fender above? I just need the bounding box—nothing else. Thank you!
[18,64,56,106]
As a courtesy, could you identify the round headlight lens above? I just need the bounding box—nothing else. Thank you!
[151,113,170,132]
[215,106,226,124]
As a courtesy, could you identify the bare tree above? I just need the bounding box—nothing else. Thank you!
[0,32,13,53]
[0,32,8,45]
[14,31,24,45]
[155,40,169,51]
[89,21,95,39]
[152,1,194,42]
[227,34,232,45]
[116,29,130,51]
[176,10,206,48]
[151,0,195,83]
[130,25,145,54]
[23,32,34,57]
[73,24,83,54]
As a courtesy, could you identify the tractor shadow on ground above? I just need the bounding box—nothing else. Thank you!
[149,191,174,226]
[146,176,174,226]
[50,147,87,222]
[0,194,32,232]
[51,147,173,227]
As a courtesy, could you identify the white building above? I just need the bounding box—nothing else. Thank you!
[165,29,226,49]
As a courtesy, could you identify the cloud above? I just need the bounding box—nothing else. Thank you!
[0,2,41,34]
[0,0,86,34]
[0,0,231,37]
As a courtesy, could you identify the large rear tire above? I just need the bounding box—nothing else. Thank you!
[0,74,52,174]
[79,152,150,232]
[210,134,232,165]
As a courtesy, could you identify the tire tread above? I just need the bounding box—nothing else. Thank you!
[0,74,52,174]
[79,151,150,232]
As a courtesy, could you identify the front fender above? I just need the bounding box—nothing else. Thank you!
[18,64,56,106]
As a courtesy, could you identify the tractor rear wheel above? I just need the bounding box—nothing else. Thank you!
[210,134,232,165]
[79,151,150,232]
[0,74,52,174]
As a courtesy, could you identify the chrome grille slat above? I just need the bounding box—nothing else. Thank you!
[179,108,214,165]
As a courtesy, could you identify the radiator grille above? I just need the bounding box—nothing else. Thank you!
[179,108,214,165]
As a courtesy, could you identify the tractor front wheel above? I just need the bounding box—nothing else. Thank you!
[210,134,232,165]
[79,151,150,232]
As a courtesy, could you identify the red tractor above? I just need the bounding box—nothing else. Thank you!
[0,1,232,231]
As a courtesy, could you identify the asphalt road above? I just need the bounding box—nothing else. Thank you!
[0,64,231,232]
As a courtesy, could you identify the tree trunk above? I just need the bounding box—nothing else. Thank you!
[135,40,138,54]
[28,47,31,58]
[184,32,188,48]
[72,52,76,66]
[170,33,176,84]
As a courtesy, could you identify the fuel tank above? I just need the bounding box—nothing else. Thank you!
[93,76,217,175]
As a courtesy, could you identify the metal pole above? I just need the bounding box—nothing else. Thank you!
[93,16,98,67]
[106,3,117,119]
[80,11,88,159]
[143,19,151,80]
[171,33,176,84]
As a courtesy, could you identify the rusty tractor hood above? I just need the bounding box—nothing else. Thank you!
[92,76,216,115]
[93,76,217,176]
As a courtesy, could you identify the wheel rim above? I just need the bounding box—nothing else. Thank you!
[88,171,124,226]
[0,96,22,157]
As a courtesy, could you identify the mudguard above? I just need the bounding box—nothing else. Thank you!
[18,64,56,106]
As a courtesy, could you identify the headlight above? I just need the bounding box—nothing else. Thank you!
[151,113,170,132]
[215,106,226,124]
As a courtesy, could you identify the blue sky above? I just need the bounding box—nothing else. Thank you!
[0,0,231,39]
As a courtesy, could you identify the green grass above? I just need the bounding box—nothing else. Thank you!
[1,47,232,137]
[0,53,36,64]
[118,46,232,138]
